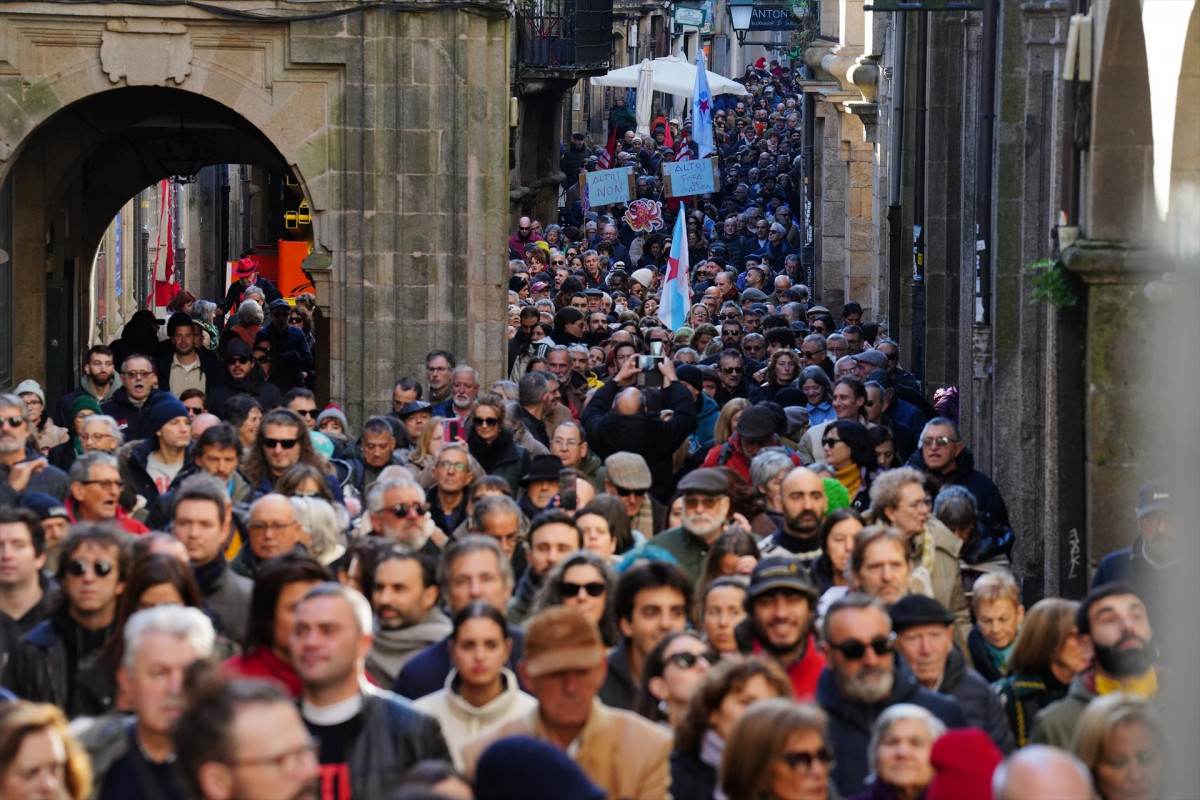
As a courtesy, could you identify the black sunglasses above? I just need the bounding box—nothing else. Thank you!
[783,745,836,772]
[68,559,115,578]
[474,417,500,428]
[821,437,842,448]
[384,502,427,518]
[828,633,896,660]
[558,581,606,599]
[666,651,716,670]
[0,416,25,429]
[228,357,251,366]
[263,437,299,450]
[294,408,317,418]
[254,356,271,365]
[611,485,645,498]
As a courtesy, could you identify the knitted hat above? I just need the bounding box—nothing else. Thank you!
[142,393,190,440]
[316,405,347,432]
[674,364,704,392]
[70,394,103,421]
[475,736,605,800]
[13,380,44,408]
[925,728,1003,800]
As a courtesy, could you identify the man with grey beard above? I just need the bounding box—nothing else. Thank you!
[814,594,966,797]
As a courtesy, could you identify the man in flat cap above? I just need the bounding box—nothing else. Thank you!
[461,606,671,800]
[649,468,734,582]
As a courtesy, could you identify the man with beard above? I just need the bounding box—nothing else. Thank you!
[366,547,452,687]
[76,606,215,799]
[156,313,221,398]
[816,594,965,796]
[431,366,479,423]
[760,467,828,564]
[368,477,444,557]
[649,469,732,582]
[55,346,118,426]
[1031,581,1160,749]
[740,557,826,700]
[508,216,543,258]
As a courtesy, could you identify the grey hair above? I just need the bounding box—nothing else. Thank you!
[82,415,124,444]
[289,496,347,564]
[451,365,479,385]
[237,299,264,326]
[69,450,120,483]
[366,475,422,515]
[0,394,31,428]
[920,416,960,442]
[992,745,1094,800]
[803,333,828,349]
[518,371,550,406]
[749,448,797,493]
[242,285,265,300]
[933,485,977,530]
[190,299,217,322]
[470,494,521,533]
[300,582,374,637]
[867,704,947,772]
[123,605,216,672]
[439,535,514,596]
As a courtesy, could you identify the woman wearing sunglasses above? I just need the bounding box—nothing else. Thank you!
[821,420,877,513]
[721,697,835,800]
[849,704,945,800]
[633,630,716,729]
[529,550,619,646]
[412,602,536,771]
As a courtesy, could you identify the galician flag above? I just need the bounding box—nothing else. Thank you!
[692,49,715,159]
[660,208,692,331]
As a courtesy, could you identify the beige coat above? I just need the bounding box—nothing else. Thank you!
[460,699,673,800]
[412,668,538,770]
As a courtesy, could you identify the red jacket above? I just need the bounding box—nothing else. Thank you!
[65,497,149,535]
[753,634,826,702]
[701,433,801,483]
[223,646,303,698]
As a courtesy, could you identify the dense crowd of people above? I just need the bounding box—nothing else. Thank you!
[0,59,1176,800]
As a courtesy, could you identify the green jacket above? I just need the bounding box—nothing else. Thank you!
[648,526,710,583]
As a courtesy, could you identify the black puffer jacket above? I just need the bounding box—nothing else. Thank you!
[938,646,1015,753]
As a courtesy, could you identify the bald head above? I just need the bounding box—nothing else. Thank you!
[614,387,644,416]
[191,412,221,441]
[992,746,1093,800]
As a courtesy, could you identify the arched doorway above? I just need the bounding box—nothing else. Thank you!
[0,85,322,407]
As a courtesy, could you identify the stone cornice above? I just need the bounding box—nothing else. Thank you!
[1061,239,1164,285]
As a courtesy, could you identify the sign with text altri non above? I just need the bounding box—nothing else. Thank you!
[663,158,721,197]
[580,167,636,207]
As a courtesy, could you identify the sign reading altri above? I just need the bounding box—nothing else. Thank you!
[747,4,795,30]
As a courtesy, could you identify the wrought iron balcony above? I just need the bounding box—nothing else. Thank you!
[517,0,613,73]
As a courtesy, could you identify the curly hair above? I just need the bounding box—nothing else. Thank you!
[674,656,793,757]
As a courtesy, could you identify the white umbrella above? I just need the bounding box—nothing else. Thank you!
[592,54,750,99]
[635,59,655,136]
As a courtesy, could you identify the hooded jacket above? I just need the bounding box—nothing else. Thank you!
[817,659,966,797]
[366,606,453,687]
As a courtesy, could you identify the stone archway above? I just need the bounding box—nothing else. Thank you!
[0,4,513,422]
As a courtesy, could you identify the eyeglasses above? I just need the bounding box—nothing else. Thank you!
[0,416,25,429]
[828,632,896,660]
[610,484,645,498]
[551,438,581,448]
[665,651,715,670]
[230,737,319,775]
[228,357,251,366]
[683,495,722,510]
[437,460,468,473]
[559,581,606,599]
[80,433,113,443]
[782,745,836,772]
[289,316,302,324]
[293,408,317,418]
[122,370,153,380]
[184,406,203,416]
[262,437,300,450]
[79,479,124,490]
[248,521,295,534]
[67,559,115,578]
[254,356,271,365]
[720,366,742,374]
[821,437,843,448]
[384,502,427,518]
[719,313,740,320]
[474,417,500,428]
[801,349,824,357]
[920,435,956,449]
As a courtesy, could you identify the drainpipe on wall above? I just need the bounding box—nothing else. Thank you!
[887,11,906,338]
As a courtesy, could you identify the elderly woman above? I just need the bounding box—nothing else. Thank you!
[190,299,221,350]
[529,549,619,646]
[688,303,711,328]
[994,598,1087,747]
[867,468,969,643]
[673,657,795,800]
[748,448,795,534]
[721,698,835,800]
[15,380,68,454]
[289,496,349,568]
[1071,693,1164,800]
[0,701,92,799]
[761,349,802,401]
[850,704,946,800]
[799,366,836,426]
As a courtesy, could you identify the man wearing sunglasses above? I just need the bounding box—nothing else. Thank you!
[817,594,966,796]
[890,594,1014,753]
[907,417,1012,544]
[367,476,442,556]
[4,525,131,715]
[714,350,767,405]
[0,394,71,506]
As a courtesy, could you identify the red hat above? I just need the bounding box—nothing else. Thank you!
[925,729,1003,800]
[755,57,767,71]
[232,257,257,278]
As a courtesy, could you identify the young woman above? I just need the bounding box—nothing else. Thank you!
[412,602,537,770]
[820,419,876,511]
[699,577,748,657]
[530,550,620,647]
[634,631,716,729]
[720,698,833,800]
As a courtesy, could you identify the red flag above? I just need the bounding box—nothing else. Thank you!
[675,133,691,162]
[598,125,617,170]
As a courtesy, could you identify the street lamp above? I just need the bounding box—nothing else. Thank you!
[726,0,756,42]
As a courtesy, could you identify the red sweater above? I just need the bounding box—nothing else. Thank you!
[753,634,826,702]
[223,646,304,698]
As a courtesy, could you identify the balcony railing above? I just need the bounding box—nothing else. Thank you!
[517,0,613,71]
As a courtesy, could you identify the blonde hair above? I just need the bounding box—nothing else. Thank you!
[0,702,92,799]
[1071,693,1163,779]
[972,572,1020,614]
[1009,598,1079,674]
[713,398,750,445]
